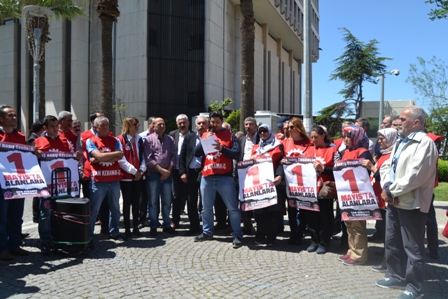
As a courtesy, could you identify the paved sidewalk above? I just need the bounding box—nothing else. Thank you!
[1,200,447,299]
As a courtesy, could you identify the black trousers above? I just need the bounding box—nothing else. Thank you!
[120,180,142,231]
[255,209,282,243]
[306,198,334,249]
[426,194,438,254]
[186,168,201,230]
[171,169,188,225]
[385,205,427,295]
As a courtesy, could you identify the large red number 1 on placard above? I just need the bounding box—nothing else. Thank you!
[7,153,26,174]
[342,169,359,193]
[50,161,65,183]
[291,165,303,186]
[247,166,260,185]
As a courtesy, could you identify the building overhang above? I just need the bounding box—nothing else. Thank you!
[231,0,312,61]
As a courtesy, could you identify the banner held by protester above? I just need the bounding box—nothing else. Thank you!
[284,157,319,211]
[333,159,382,221]
[39,152,80,197]
[237,157,277,211]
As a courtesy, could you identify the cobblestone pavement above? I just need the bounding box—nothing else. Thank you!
[1,200,447,299]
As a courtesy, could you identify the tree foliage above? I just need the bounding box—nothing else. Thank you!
[208,97,233,117]
[330,28,391,119]
[407,56,448,150]
[314,101,353,138]
[426,0,448,20]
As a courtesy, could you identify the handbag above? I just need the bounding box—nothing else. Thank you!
[318,181,337,199]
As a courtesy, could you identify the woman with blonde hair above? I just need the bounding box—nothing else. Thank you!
[118,117,147,238]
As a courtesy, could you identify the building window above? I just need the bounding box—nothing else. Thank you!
[148,28,157,47]
[189,34,203,50]
[189,0,204,6]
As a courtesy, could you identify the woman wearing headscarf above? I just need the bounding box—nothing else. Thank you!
[306,125,340,254]
[250,124,284,246]
[362,128,398,271]
[337,125,373,266]
[281,117,314,245]
[118,117,146,238]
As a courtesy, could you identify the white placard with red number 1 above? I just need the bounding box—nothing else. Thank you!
[333,159,382,221]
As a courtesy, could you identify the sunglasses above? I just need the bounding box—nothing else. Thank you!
[258,129,268,134]
[288,126,295,130]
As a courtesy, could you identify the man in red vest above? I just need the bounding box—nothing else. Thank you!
[0,106,28,260]
[193,111,243,248]
[86,116,124,246]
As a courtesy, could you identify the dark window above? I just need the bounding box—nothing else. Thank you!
[148,28,157,47]
[189,34,203,50]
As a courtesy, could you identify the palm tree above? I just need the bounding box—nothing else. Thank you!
[0,0,84,120]
[96,0,119,122]
[239,0,255,131]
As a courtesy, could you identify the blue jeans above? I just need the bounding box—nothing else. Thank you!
[38,197,52,243]
[146,172,172,229]
[0,190,24,252]
[200,175,242,238]
[89,180,121,237]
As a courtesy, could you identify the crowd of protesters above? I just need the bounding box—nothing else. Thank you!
[0,104,445,299]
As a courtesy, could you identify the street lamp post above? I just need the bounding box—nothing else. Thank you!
[378,69,400,124]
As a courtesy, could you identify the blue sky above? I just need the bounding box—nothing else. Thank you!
[311,0,447,115]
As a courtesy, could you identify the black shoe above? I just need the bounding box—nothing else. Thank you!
[163,227,177,235]
[194,233,213,242]
[371,264,387,273]
[125,230,133,238]
[21,233,30,239]
[133,228,142,237]
[33,217,39,224]
[137,223,145,230]
[184,229,201,236]
[254,240,265,246]
[110,233,127,241]
[232,236,242,248]
[150,228,158,237]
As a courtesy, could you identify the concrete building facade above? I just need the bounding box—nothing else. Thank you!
[0,0,320,135]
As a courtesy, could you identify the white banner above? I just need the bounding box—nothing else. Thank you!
[237,157,277,211]
[284,157,319,211]
[0,142,50,199]
[39,152,80,198]
[333,159,382,221]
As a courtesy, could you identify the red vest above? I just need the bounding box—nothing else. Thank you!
[282,138,313,157]
[80,129,95,178]
[313,146,337,182]
[59,129,77,152]
[88,135,122,182]
[341,147,368,160]
[201,129,233,177]
[251,144,283,170]
[371,153,390,209]
[35,135,71,153]
[117,134,140,180]
[0,129,26,144]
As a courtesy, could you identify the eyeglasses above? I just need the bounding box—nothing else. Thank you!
[258,130,268,134]
[288,126,295,130]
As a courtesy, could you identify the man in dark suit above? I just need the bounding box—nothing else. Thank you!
[237,117,260,234]
[169,114,190,228]
[179,116,209,235]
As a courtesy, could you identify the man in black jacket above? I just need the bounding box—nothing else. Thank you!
[169,114,191,228]
[179,116,209,235]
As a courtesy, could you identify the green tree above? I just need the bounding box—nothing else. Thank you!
[330,28,391,119]
[0,0,84,120]
[208,97,233,117]
[407,56,448,146]
[426,0,448,20]
[96,0,120,122]
[225,109,240,133]
[314,101,353,138]
[239,0,254,132]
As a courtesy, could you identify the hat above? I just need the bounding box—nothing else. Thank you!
[276,116,289,127]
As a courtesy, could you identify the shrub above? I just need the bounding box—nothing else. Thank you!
[438,160,448,182]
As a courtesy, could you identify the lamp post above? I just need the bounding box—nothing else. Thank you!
[378,69,400,125]
[22,6,53,122]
